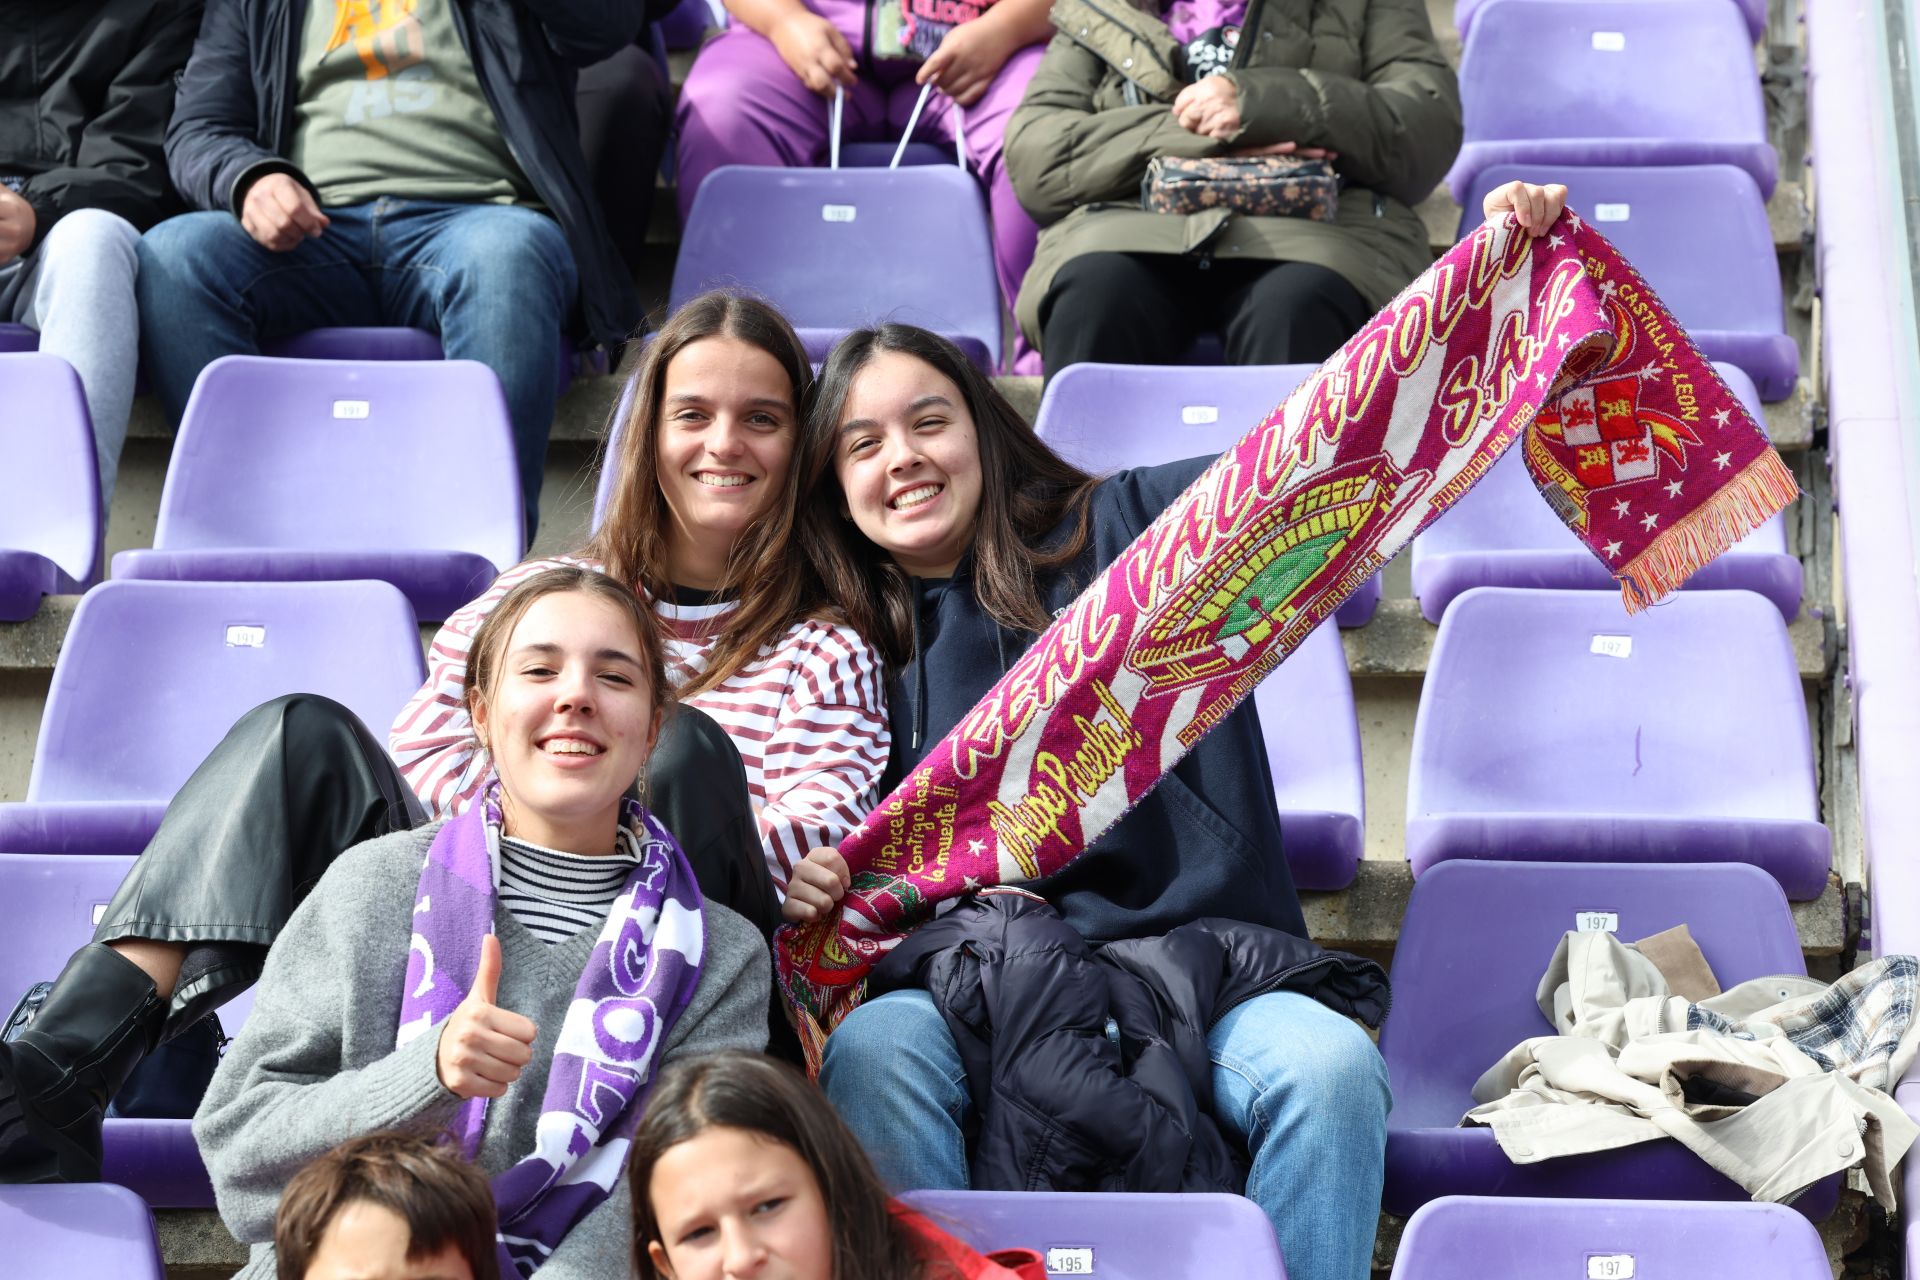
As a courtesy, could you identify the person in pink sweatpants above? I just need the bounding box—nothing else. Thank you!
[674,0,1051,372]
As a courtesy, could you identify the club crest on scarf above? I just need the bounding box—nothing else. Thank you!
[401,787,706,1276]
[776,209,1800,1069]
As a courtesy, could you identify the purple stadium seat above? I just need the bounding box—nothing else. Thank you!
[0,355,101,619]
[1411,362,1801,620]
[1032,362,1382,626]
[0,321,37,353]
[1406,588,1828,898]
[899,1190,1288,1279]
[1458,167,1797,399]
[1447,1,1776,203]
[1254,621,1366,890]
[0,854,257,1207]
[0,580,427,858]
[262,326,587,385]
[110,356,524,620]
[1454,0,1766,44]
[1380,859,1837,1217]
[1391,1196,1829,1279]
[672,164,1002,371]
[0,1183,167,1275]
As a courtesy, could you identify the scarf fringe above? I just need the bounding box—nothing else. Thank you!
[1616,450,1800,613]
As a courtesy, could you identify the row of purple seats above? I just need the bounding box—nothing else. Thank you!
[1409,588,1827,899]
[672,163,1003,372]
[898,1187,1831,1277]
[1411,361,1800,619]
[1,1183,167,1278]
[1382,859,1838,1216]
[1,355,101,619]
[112,355,525,622]
[1029,362,1372,891]
[1449,2,1776,203]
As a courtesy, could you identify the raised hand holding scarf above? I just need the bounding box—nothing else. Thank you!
[777,210,1800,1067]
[400,789,705,1277]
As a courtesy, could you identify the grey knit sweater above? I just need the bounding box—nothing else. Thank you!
[193,822,772,1279]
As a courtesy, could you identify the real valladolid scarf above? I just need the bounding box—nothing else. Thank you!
[777,209,1800,1067]
[399,790,705,1276]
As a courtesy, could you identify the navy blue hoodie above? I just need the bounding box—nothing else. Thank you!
[884,456,1307,944]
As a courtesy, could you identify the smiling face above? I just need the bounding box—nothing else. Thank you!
[302,1202,476,1280]
[645,1127,834,1280]
[832,351,984,579]
[470,590,659,856]
[655,336,799,590]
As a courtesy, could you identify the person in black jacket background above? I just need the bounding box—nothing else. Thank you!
[0,0,202,506]
[135,0,662,536]
[788,323,1392,1280]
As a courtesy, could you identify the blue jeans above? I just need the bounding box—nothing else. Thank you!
[135,200,577,533]
[820,988,1390,1280]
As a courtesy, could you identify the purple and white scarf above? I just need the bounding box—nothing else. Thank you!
[398,789,705,1276]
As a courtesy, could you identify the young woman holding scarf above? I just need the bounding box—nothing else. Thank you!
[197,566,770,1280]
[783,180,1565,1280]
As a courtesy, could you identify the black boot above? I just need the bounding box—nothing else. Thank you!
[0,944,165,1182]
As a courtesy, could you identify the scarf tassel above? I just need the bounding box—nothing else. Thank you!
[1617,449,1802,613]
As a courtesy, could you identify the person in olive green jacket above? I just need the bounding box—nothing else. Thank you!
[1004,0,1460,375]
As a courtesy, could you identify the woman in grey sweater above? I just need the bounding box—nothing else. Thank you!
[195,566,772,1280]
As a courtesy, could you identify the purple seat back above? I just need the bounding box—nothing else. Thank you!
[261,327,582,385]
[1410,362,1800,620]
[1391,1196,1828,1279]
[0,1183,166,1279]
[1457,166,1797,398]
[1254,620,1366,889]
[144,356,524,569]
[591,373,641,532]
[23,580,427,807]
[1454,0,1766,43]
[0,353,101,594]
[1031,361,1381,626]
[1383,861,1805,1126]
[841,141,953,167]
[1406,588,1827,897]
[1447,1,1776,201]
[899,1190,1288,1279]
[0,322,38,353]
[672,165,1002,371]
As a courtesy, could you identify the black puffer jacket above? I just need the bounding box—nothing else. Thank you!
[0,0,203,248]
[871,890,1389,1193]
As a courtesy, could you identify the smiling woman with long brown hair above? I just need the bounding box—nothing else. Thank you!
[392,290,889,940]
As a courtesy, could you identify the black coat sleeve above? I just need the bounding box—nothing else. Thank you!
[165,0,306,216]
[18,0,204,241]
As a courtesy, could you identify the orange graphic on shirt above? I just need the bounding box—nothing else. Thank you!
[324,0,425,79]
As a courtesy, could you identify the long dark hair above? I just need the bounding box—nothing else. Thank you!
[584,291,825,698]
[628,1051,932,1280]
[799,325,1101,666]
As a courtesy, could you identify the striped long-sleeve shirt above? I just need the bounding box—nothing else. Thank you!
[388,556,891,893]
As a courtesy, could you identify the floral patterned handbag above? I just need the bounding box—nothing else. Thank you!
[1141,154,1340,219]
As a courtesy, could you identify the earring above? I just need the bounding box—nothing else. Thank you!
[634,771,652,811]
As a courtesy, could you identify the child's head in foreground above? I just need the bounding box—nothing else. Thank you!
[275,1131,500,1280]
[629,1050,931,1280]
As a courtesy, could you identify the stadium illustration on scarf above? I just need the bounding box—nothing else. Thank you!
[775,208,1801,1067]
